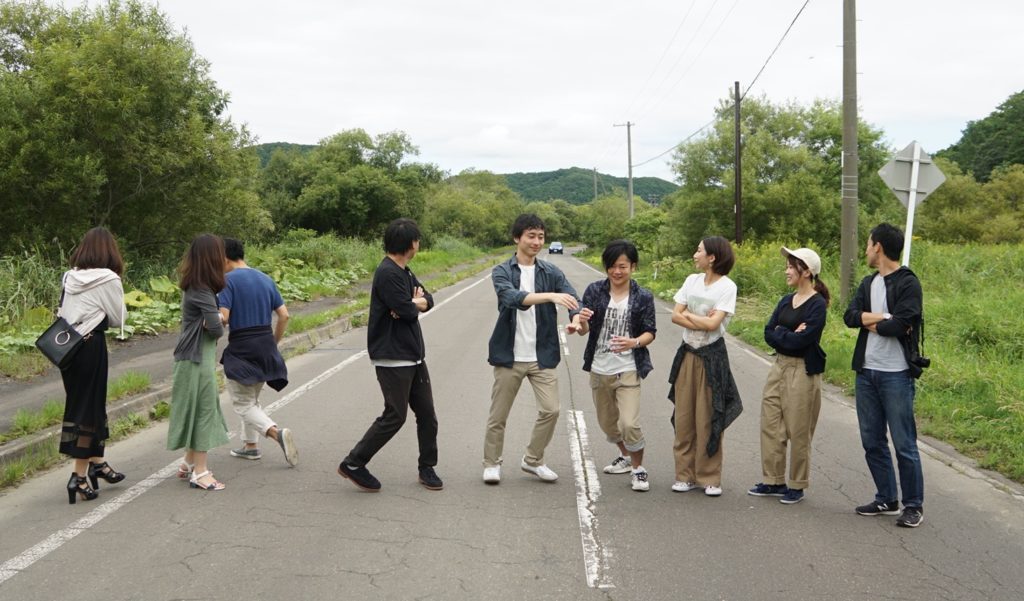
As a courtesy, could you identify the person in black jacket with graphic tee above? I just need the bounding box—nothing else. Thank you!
[844,223,925,528]
[338,219,442,492]
[748,247,830,506]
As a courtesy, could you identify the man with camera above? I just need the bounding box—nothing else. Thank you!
[843,223,927,528]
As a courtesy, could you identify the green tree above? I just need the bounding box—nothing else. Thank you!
[422,170,524,247]
[940,90,1024,182]
[0,0,269,259]
[667,96,891,254]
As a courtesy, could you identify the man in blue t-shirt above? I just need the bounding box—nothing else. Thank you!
[218,238,298,466]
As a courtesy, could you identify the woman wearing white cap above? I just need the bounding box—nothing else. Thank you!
[748,247,830,505]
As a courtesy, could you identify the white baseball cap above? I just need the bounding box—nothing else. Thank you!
[781,246,821,276]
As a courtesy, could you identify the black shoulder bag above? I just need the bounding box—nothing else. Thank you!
[35,278,85,370]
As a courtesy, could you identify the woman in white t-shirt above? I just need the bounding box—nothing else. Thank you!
[669,236,738,497]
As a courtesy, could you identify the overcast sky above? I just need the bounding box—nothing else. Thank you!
[145,0,1022,183]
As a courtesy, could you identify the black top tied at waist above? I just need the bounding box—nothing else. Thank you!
[221,325,288,391]
[667,336,743,457]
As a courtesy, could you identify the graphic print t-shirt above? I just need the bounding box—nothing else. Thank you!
[591,295,635,375]
[672,273,737,349]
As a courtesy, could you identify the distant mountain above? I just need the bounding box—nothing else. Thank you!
[502,167,678,205]
[250,142,316,167]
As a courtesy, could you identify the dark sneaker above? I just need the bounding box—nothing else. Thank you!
[748,482,788,497]
[337,463,381,492]
[229,447,262,460]
[780,488,804,504]
[418,466,444,491]
[855,500,900,516]
[896,507,924,528]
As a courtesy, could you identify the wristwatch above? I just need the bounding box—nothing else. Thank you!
[883,312,892,320]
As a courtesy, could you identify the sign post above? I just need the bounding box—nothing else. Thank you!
[877,141,946,266]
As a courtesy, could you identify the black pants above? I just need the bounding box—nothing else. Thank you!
[344,363,438,468]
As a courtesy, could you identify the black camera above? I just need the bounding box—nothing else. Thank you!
[910,353,931,369]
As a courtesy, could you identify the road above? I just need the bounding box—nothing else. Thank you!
[1,253,1022,600]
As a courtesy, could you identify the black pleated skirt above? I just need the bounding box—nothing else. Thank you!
[59,319,110,459]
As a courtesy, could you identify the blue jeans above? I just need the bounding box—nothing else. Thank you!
[855,369,924,508]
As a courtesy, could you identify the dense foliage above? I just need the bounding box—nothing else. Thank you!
[503,167,678,205]
[0,0,270,260]
[939,90,1024,182]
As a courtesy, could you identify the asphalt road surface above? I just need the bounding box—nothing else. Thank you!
[1,254,1022,601]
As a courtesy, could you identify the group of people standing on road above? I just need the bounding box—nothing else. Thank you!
[55,215,926,528]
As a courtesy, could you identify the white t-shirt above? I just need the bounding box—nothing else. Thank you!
[591,295,635,376]
[672,273,737,348]
[864,274,909,372]
[513,264,538,362]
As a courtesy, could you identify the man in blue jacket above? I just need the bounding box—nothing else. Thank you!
[482,214,580,484]
[338,219,442,492]
[844,223,925,528]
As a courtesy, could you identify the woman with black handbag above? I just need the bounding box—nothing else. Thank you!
[58,227,128,504]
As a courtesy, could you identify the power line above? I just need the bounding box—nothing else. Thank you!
[631,0,812,170]
[619,0,698,119]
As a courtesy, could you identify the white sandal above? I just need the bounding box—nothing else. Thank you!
[177,458,194,480]
[189,470,225,491]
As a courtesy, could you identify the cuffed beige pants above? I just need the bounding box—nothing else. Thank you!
[227,379,276,444]
[759,354,821,489]
[590,371,645,452]
[484,362,560,467]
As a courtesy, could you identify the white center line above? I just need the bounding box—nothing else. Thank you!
[566,409,614,590]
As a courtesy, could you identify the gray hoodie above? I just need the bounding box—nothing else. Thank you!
[57,268,126,337]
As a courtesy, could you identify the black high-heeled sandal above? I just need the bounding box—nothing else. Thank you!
[88,461,125,490]
[67,473,98,505]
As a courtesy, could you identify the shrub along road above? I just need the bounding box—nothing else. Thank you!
[0,255,1022,600]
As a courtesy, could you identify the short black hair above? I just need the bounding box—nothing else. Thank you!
[384,218,421,254]
[869,223,904,261]
[511,213,546,239]
[601,239,639,270]
[224,237,244,261]
[702,236,735,275]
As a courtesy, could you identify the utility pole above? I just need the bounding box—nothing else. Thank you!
[614,122,635,217]
[593,167,598,201]
[840,0,859,304]
[734,81,743,243]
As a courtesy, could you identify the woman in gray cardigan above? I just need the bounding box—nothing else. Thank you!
[166,234,230,491]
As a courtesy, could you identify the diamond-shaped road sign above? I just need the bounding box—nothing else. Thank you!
[878,141,946,208]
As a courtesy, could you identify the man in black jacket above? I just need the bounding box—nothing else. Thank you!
[337,219,442,492]
[844,223,925,528]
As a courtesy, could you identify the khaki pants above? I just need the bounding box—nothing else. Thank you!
[227,379,276,444]
[484,362,560,467]
[672,352,723,486]
[590,371,645,452]
[759,354,821,489]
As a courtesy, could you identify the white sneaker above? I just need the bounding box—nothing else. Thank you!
[482,465,501,484]
[603,455,632,474]
[631,469,650,492]
[704,485,723,497]
[521,458,558,482]
[671,481,699,492]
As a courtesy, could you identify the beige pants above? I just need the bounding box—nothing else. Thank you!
[590,371,645,452]
[227,379,276,444]
[672,352,723,486]
[484,362,560,467]
[759,354,822,489]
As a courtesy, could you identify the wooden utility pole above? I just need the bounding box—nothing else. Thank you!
[840,0,859,303]
[614,122,635,217]
[593,167,598,201]
[734,81,743,243]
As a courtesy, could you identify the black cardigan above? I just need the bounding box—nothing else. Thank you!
[843,266,924,378]
[764,293,828,375]
[667,337,743,457]
[367,256,433,362]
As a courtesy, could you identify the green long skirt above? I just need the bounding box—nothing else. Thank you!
[166,336,229,452]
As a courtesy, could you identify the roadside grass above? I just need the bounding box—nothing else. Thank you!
[613,241,1024,482]
[107,371,151,401]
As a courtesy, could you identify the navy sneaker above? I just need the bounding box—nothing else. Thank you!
[748,482,788,497]
[855,500,900,516]
[896,507,924,528]
[780,488,804,504]
[418,466,444,491]
[337,463,381,492]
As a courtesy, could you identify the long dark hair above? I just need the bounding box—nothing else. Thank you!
[70,227,124,276]
[179,234,226,293]
[787,255,831,307]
